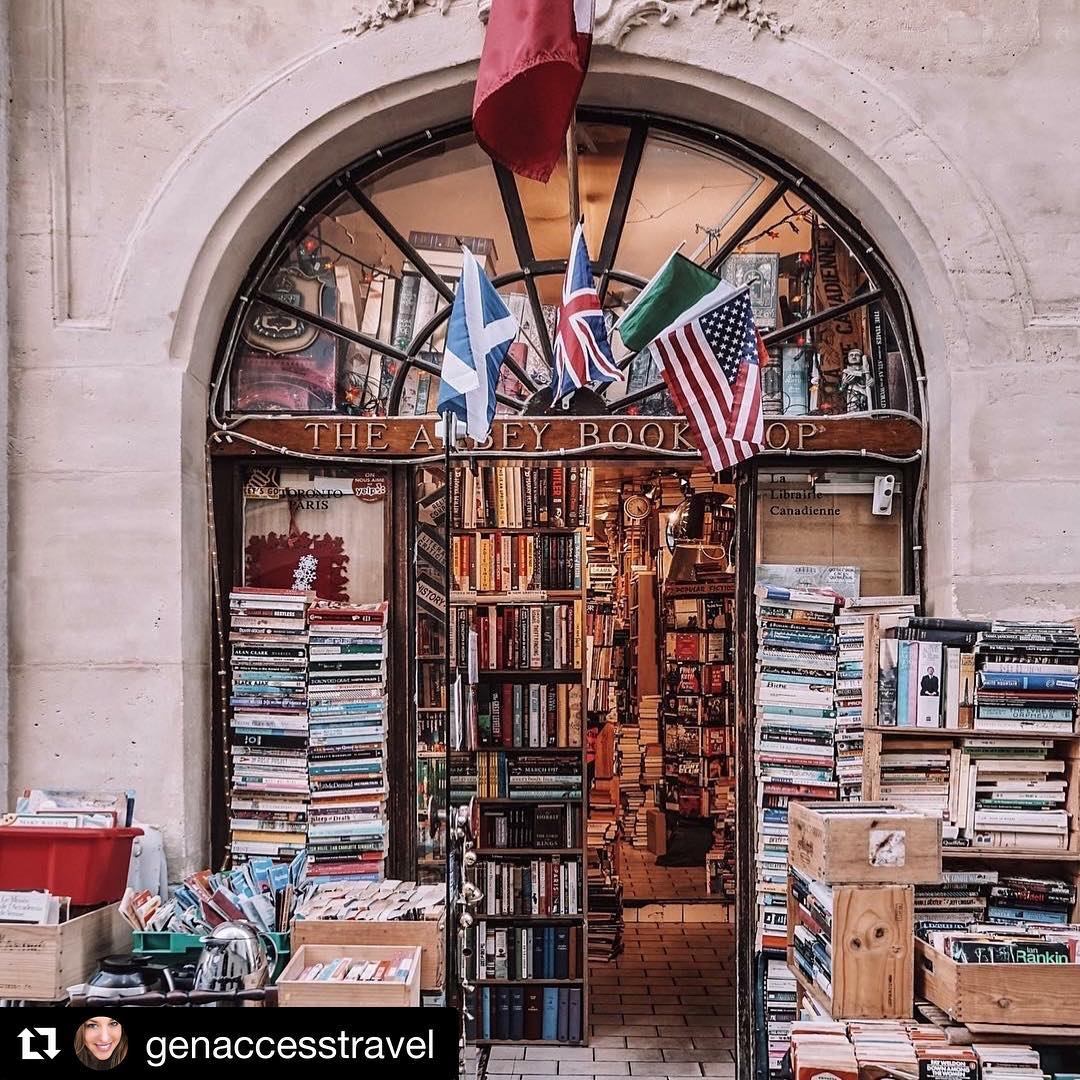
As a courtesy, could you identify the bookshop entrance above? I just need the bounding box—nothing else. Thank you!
[206,104,928,1077]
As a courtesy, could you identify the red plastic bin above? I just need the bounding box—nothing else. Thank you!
[0,826,142,906]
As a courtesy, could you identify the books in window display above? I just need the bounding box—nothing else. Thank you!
[452,531,583,592]
[228,587,314,861]
[306,601,389,882]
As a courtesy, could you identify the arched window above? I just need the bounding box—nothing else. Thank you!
[212,112,923,429]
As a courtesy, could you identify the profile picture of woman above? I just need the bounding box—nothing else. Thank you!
[74,1016,128,1070]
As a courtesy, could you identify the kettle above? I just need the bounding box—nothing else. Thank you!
[193,921,277,1003]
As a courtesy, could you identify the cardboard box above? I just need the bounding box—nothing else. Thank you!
[0,903,132,1001]
[277,944,421,1007]
[789,800,941,885]
[646,809,667,856]
[290,919,443,990]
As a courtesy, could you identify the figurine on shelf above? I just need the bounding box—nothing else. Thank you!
[840,348,874,414]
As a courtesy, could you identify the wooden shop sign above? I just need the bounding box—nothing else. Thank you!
[211,415,920,459]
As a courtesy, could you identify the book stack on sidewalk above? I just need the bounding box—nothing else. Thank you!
[974,621,1080,734]
[753,583,841,951]
[306,601,389,882]
[228,586,312,864]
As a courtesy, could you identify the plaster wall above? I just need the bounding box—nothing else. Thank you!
[6,0,1079,871]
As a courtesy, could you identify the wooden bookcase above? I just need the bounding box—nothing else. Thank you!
[454,519,590,1047]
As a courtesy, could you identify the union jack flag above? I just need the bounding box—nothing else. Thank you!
[551,221,620,403]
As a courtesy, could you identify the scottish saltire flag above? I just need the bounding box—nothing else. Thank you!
[651,287,766,473]
[436,247,519,442]
[551,220,621,404]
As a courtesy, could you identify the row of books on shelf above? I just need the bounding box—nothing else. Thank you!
[915,870,1077,929]
[454,602,583,671]
[474,751,582,800]
[451,464,593,530]
[468,922,584,981]
[464,984,584,1043]
[451,531,582,593]
[479,804,583,850]
[666,631,729,663]
[878,618,1079,732]
[880,736,1072,850]
[467,681,582,749]
[475,857,582,916]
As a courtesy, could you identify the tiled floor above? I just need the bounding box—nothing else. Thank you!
[480,922,738,1079]
[619,842,710,902]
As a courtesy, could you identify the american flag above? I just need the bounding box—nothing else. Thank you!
[551,220,620,403]
[651,287,766,473]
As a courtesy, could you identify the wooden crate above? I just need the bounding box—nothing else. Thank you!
[290,919,444,991]
[0,903,131,1001]
[788,879,913,1019]
[915,939,1080,1026]
[789,800,941,885]
[277,944,421,1007]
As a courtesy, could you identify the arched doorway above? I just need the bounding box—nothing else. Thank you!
[207,108,926,1077]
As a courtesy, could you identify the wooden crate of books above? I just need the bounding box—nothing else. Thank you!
[788,801,942,885]
[291,919,443,991]
[277,944,421,1007]
[914,938,1080,1026]
[0,903,131,1001]
[788,870,913,1019]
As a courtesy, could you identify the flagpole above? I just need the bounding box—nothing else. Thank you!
[441,407,455,1016]
[566,116,580,229]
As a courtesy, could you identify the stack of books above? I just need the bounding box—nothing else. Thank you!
[789,1022,858,1080]
[586,862,623,963]
[985,874,1077,925]
[914,869,995,925]
[617,722,644,844]
[294,879,444,921]
[962,739,1068,851]
[847,1022,920,1076]
[753,583,841,951]
[974,621,1080,734]
[789,865,836,999]
[451,463,592,529]
[763,956,797,1079]
[306,601,388,883]
[974,1044,1044,1080]
[228,586,312,863]
[878,740,952,818]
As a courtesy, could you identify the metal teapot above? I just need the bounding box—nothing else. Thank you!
[193,921,277,1002]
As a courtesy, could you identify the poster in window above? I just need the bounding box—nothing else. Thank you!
[720,252,780,330]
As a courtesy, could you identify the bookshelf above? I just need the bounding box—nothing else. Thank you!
[452,463,589,1047]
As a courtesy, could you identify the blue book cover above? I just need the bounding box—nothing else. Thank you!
[568,988,582,1042]
[481,986,492,1040]
[896,640,912,725]
[495,986,511,1040]
[979,672,1079,692]
[555,926,570,979]
[557,987,570,1041]
[987,904,1068,925]
[542,988,559,1040]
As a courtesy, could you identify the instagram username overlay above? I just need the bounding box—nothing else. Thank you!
[1,1007,459,1077]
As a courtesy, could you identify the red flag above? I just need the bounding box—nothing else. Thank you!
[473,0,594,182]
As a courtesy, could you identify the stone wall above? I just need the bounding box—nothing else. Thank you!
[7,0,1079,872]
